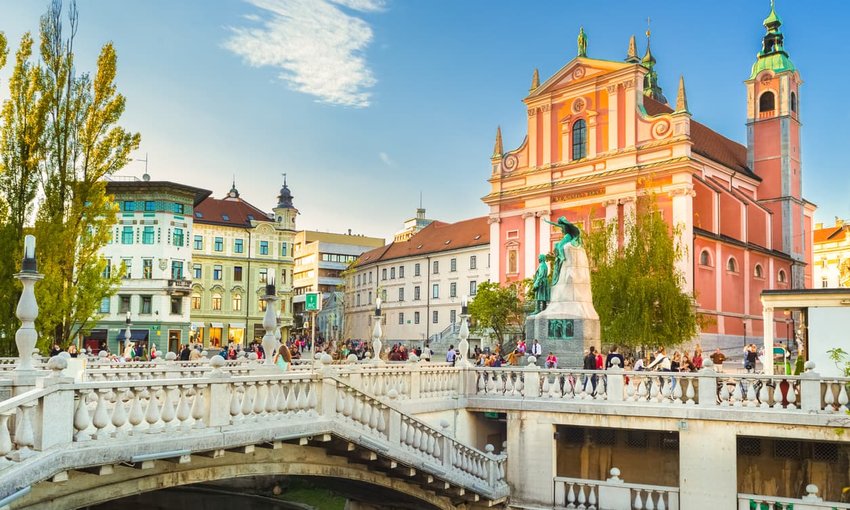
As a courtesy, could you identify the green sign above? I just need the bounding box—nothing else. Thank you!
[305,292,321,311]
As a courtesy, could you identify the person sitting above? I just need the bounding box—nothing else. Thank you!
[545,352,558,369]
[273,344,292,371]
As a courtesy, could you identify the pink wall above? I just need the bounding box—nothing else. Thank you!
[718,193,742,240]
[746,204,768,248]
[693,182,715,231]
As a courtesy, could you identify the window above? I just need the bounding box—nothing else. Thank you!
[232,294,242,311]
[450,258,457,272]
[171,261,184,280]
[170,296,182,314]
[259,268,268,283]
[142,259,153,279]
[450,309,457,324]
[450,282,457,298]
[140,295,152,315]
[193,264,202,279]
[390,267,395,279]
[790,91,797,113]
[356,294,361,307]
[368,272,373,283]
[414,286,421,301]
[398,312,405,325]
[507,248,518,274]
[759,91,775,112]
[778,269,787,283]
[121,226,133,244]
[191,294,201,310]
[572,119,587,160]
[173,228,184,247]
[122,258,132,279]
[399,266,405,278]
[433,261,439,274]
[822,277,829,288]
[726,257,738,273]
[211,294,222,311]
[259,241,269,255]
[259,298,267,312]
[214,237,223,252]
[432,283,439,299]
[142,226,154,244]
[398,288,405,301]
[144,201,155,212]
[470,280,478,296]
[433,310,439,324]
[470,256,477,270]
[99,297,110,313]
[234,239,244,253]
[368,291,372,305]
[754,264,764,279]
[194,235,203,250]
[173,202,185,214]
[357,274,361,286]
[234,266,243,281]
[119,295,131,313]
[102,261,111,279]
[280,242,288,257]
[123,201,135,212]
[699,250,712,267]
[213,265,222,280]
[414,312,420,324]
[280,269,286,284]
[382,268,387,280]
[414,263,421,277]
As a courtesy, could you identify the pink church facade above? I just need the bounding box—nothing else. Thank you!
[483,6,814,348]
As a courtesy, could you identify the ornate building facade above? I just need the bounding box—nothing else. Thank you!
[484,5,814,348]
[813,218,850,288]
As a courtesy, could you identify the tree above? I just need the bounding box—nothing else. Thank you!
[33,1,140,349]
[583,193,697,349]
[468,279,530,349]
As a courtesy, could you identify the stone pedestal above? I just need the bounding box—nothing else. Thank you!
[525,245,599,368]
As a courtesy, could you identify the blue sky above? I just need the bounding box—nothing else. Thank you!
[0,0,847,239]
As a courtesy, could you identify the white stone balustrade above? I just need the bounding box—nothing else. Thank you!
[555,469,680,510]
[738,485,850,510]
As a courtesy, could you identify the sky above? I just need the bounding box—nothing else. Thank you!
[0,0,847,240]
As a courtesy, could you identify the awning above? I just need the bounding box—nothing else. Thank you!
[229,323,246,329]
[115,329,149,341]
[210,322,224,328]
[191,322,205,328]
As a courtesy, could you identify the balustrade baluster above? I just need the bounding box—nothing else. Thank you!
[265,383,278,415]
[352,394,363,423]
[633,489,643,509]
[685,378,696,405]
[732,380,744,407]
[477,373,486,394]
[241,383,255,420]
[252,382,267,418]
[758,381,771,408]
[176,386,192,429]
[638,378,649,402]
[74,391,93,440]
[191,384,207,428]
[341,389,353,417]
[413,425,422,449]
[297,381,311,413]
[504,374,514,395]
[516,374,525,396]
[400,420,408,446]
[406,419,416,446]
[650,378,660,402]
[566,483,577,508]
[627,379,636,401]
[161,385,177,429]
[486,372,496,394]
[839,383,849,412]
[145,386,163,432]
[786,383,797,409]
[719,381,731,405]
[541,374,551,397]
[661,378,672,404]
[645,490,656,510]
[671,377,683,404]
[92,388,111,439]
[656,491,666,510]
[230,384,244,422]
[824,382,836,411]
[13,403,34,453]
[376,406,386,434]
[0,411,13,456]
[576,483,587,509]
[128,388,145,433]
[587,486,597,509]
[111,389,129,435]
[306,383,318,413]
[772,380,784,409]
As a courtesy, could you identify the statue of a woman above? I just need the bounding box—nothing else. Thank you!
[543,216,582,286]
[531,254,550,314]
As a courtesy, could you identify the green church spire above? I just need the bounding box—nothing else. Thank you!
[641,19,667,104]
[750,0,795,79]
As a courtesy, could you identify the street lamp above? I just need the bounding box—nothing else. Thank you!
[456,295,471,366]
[371,298,383,364]
[124,310,132,355]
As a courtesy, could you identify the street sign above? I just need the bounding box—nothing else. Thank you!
[305,292,322,311]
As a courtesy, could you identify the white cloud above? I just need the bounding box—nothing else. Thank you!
[378,151,393,166]
[224,0,384,108]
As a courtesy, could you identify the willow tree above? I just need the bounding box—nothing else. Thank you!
[33,0,139,347]
[584,194,697,349]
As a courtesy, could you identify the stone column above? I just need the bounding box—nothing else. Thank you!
[488,216,501,283]
[587,111,598,159]
[537,211,550,257]
[607,84,619,151]
[762,306,775,375]
[621,197,636,246]
[528,108,538,168]
[679,420,737,509]
[506,414,555,508]
[523,212,536,278]
[671,186,695,292]
[541,104,552,165]
[623,79,637,147]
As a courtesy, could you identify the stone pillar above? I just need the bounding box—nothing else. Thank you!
[671,186,695,292]
[34,377,74,451]
[587,111,598,159]
[541,105,552,165]
[607,84,619,151]
[506,414,555,508]
[489,216,501,283]
[623,79,637,147]
[604,199,618,240]
[537,211,550,257]
[762,306,775,376]
[528,109,538,168]
[799,364,821,413]
[679,420,737,509]
[523,212,536,279]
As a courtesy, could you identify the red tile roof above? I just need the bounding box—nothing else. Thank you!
[194,196,271,227]
[814,224,848,244]
[355,216,490,266]
[643,97,755,179]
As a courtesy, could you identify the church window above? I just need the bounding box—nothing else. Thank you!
[777,269,787,283]
[790,91,797,113]
[726,257,738,273]
[754,264,764,279]
[507,248,519,274]
[571,119,587,160]
[699,249,712,267]
[759,91,775,113]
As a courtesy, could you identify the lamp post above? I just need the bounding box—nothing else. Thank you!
[15,235,43,371]
[124,310,132,355]
[456,295,471,367]
[261,276,279,366]
[371,297,383,364]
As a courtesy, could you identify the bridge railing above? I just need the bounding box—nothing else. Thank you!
[555,469,680,510]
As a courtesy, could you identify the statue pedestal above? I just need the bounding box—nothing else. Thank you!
[525,245,600,368]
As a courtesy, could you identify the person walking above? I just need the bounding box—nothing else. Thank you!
[710,348,726,372]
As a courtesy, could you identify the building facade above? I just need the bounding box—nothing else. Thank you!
[88,178,211,354]
[346,217,490,344]
[484,5,814,349]
[292,230,384,334]
[190,181,297,347]
[813,218,850,288]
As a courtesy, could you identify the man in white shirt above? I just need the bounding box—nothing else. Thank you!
[531,340,543,358]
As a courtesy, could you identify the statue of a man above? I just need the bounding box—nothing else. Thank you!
[577,27,588,57]
[543,216,582,286]
[531,254,550,314]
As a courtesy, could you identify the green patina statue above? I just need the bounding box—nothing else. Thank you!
[577,27,588,58]
[543,216,582,286]
[531,254,550,314]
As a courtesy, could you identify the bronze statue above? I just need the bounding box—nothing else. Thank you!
[531,254,550,314]
[577,27,588,57]
[543,216,582,286]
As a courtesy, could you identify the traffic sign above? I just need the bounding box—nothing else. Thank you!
[305,292,322,311]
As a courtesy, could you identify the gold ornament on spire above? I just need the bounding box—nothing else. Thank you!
[492,126,503,158]
[530,68,540,92]
[675,75,689,113]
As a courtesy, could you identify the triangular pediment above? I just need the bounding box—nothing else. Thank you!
[527,57,632,100]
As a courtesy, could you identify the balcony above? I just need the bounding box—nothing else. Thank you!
[167,278,192,295]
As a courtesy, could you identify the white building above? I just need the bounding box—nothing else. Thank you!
[346,216,490,344]
[813,218,850,288]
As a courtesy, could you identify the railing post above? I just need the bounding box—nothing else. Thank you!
[205,364,233,427]
[34,377,74,451]
[606,360,624,402]
[697,361,718,407]
[459,366,477,397]
[409,365,421,400]
[387,408,401,446]
[598,468,631,509]
[524,364,541,398]
[485,445,497,487]
[799,362,821,413]
[320,369,338,419]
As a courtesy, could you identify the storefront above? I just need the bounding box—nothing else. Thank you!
[168,329,181,353]
[115,329,150,358]
[209,323,223,348]
[252,324,265,343]
[228,323,245,345]
[191,322,204,346]
[82,329,108,354]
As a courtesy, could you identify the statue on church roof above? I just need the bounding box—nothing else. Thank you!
[577,27,587,57]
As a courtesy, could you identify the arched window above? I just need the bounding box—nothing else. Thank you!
[572,119,587,160]
[699,249,712,267]
[211,293,222,311]
[777,269,787,283]
[759,91,775,113]
[790,91,797,113]
[232,293,242,312]
[754,264,764,279]
[726,257,738,273]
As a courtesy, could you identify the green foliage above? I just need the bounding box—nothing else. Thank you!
[468,279,530,348]
[583,193,698,349]
[827,348,850,377]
